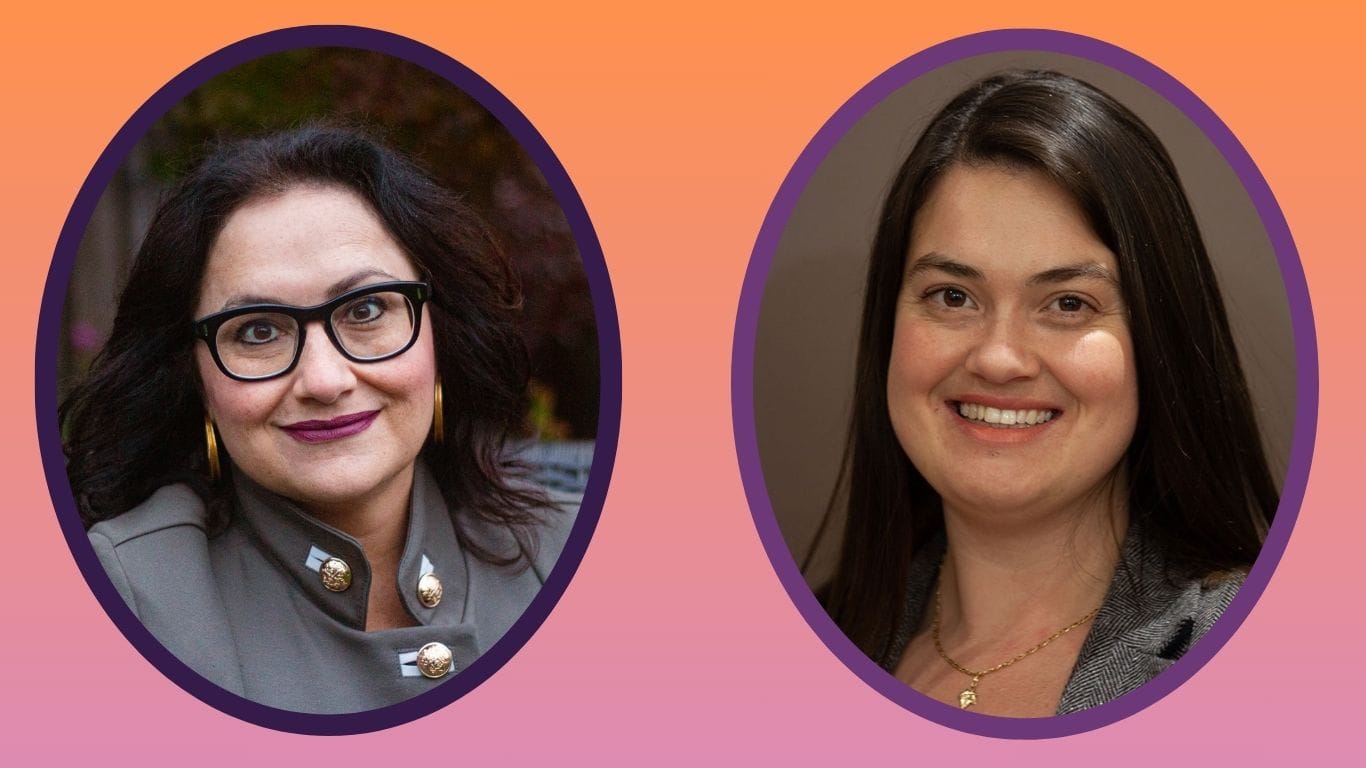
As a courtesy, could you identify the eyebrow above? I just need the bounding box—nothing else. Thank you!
[905,253,1118,287]
[218,268,401,310]
[1026,263,1120,287]
[904,254,983,282]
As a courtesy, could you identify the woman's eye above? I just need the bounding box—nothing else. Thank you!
[1050,294,1093,313]
[926,287,975,309]
[236,321,282,345]
[344,297,386,323]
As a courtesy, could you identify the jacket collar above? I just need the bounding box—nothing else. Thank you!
[230,461,469,631]
[1056,524,1224,713]
[883,521,1207,714]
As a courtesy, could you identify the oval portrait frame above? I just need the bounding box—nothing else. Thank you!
[731,29,1316,738]
[36,25,621,735]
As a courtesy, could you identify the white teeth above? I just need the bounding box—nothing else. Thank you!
[956,402,1056,427]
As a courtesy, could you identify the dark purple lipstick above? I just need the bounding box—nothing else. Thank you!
[281,410,379,443]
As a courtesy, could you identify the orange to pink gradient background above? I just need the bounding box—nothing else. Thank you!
[6,2,1362,762]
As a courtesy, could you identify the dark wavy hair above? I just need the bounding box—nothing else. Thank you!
[817,71,1278,661]
[61,125,551,567]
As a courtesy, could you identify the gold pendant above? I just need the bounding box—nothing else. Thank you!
[958,674,982,709]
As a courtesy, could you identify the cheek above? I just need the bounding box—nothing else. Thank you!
[1058,329,1139,428]
[887,314,958,407]
[886,315,962,464]
[379,335,437,425]
[195,347,281,439]
[196,348,236,422]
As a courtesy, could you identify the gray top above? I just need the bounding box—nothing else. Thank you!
[881,523,1243,714]
[88,462,576,714]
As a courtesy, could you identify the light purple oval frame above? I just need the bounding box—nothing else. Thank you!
[731,29,1315,738]
[36,26,620,735]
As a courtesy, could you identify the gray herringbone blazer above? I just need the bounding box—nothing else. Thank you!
[881,524,1243,714]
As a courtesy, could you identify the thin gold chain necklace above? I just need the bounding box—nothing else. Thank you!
[931,565,1101,710]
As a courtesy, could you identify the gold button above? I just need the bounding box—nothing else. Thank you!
[416,642,453,679]
[319,557,352,592]
[417,572,443,608]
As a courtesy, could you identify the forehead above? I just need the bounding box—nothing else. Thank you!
[908,164,1115,276]
[197,184,419,312]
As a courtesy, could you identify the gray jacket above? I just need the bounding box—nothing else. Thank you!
[882,524,1243,714]
[88,462,575,714]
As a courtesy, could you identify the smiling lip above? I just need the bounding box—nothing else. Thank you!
[949,397,1062,444]
[281,410,379,443]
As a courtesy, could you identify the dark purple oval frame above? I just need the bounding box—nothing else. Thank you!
[731,29,1316,739]
[35,26,620,735]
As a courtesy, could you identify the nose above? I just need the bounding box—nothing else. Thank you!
[291,323,357,403]
[963,311,1041,384]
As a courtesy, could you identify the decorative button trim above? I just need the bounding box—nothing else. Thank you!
[305,545,330,572]
[417,572,443,608]
[415,554,442,609]
[319,557,353,592]
[415,642,453,679]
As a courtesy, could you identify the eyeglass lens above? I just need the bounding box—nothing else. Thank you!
[213,290,418,378]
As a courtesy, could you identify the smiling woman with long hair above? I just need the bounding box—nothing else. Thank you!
[816,70,1277,716]
[61,126,574,713]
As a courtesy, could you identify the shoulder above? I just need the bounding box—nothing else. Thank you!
[1058,540,1246,713]
[87,484,212,619]
[530,489,580,580]
[503,440,587,576]
[1110,567,1243,685]
[1122,529,1245,656]
[456,487,579,583]
[1164,569,1245,649]
[88,484,209,549]
[86,483,246,694]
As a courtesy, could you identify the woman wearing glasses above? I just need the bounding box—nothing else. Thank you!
[62,127,571,713]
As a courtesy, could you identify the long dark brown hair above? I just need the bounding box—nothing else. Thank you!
[818,71,1278,661]
[61,125,552,567]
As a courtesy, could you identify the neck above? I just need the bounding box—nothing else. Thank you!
[305,465,415,576]
[935,489,1127,641]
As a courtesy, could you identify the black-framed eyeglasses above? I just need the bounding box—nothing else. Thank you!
[193,281,432,382]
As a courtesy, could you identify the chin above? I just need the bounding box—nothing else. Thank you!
[291,480,381,508]
[253,457,411,511]
[935,481,1056,517]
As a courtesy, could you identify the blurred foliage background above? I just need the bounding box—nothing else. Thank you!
[61,47,599,441]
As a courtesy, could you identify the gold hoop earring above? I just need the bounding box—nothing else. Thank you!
[203,412,221,482]
[433,375,445,446]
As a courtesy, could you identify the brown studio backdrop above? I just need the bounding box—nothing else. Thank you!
[753,52,1295,586]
